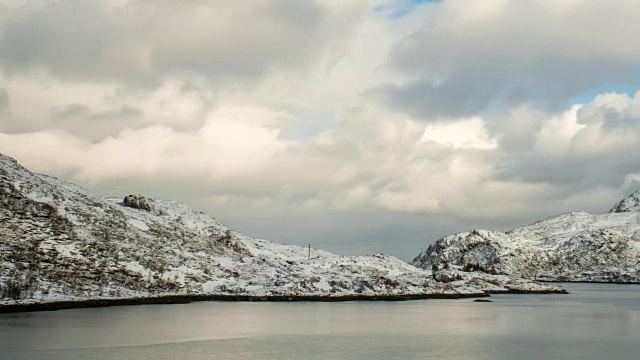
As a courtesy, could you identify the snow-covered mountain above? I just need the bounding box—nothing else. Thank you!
[412,194,640,283]
[0,154,562,307]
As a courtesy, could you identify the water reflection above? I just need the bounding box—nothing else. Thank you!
[0,283,638,360]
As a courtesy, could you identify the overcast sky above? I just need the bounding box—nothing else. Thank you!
[2,0,640,260]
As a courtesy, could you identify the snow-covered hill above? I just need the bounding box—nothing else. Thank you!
[0,154,562,307]
[412,194,640,283]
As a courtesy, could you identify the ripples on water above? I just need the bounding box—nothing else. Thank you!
[0,283,638,360]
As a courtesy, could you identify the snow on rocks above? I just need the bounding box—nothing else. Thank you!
[128,219,150,231]
[412,194,640,283]
[0,153,562,309]
[610,190,640,213]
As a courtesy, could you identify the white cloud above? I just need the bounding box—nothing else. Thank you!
[420,117,496,149]
[534,104,585,158]
[1,0,640,259]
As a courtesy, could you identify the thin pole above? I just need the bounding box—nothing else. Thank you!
[308,244,311,260]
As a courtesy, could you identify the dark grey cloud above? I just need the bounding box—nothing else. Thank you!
[379,0,640,120]
[494,93,640,194]
[486,105,545,152]
[147,1,327,79]
[0,0,339,83]
[91,105,143,120]
[50,103,144,142]
[54,104,90,119]
[495,153,639,189]
[378,74,500,119]
[0,2,126,80]
[53,103,142,121]
[0,88,9,111]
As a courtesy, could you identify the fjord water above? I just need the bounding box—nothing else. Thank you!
[0,283,638,360]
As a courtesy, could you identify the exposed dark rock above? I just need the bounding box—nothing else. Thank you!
[473,298,492,302]
[123,194,153,212]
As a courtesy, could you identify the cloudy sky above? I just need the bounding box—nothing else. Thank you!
[1,0,640,260]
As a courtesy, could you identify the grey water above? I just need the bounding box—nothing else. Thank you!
[0,283,638,360]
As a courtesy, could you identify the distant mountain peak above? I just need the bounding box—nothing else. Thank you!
[609,190,640,213]
[412,191,640,283]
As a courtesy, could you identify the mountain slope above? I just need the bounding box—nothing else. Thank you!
[0,154,562,307]
[412,194,640,283]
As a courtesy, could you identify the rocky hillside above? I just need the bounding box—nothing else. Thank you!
[0,154,562,307]
[412,193,640,283]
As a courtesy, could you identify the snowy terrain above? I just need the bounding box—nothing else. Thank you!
[0,153,562,307]
[412,194,640,283]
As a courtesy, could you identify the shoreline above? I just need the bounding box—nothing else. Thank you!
[0,290,565,314]
[538,280,640,285]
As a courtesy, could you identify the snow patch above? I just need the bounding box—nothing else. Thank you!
[128,219,150,231]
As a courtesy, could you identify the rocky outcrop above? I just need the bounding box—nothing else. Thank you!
[610,190,640,213]
[412,194,640,283]
[122,194,154,212]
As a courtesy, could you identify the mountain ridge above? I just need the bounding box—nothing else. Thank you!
[1,153,563,310]
[412,192,640,283]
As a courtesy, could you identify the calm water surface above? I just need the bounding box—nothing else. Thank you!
[0,283,638,359]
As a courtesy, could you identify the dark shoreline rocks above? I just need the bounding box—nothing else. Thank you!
[0,288,573,314]
[0,293,487,313]
[539,280,640,285]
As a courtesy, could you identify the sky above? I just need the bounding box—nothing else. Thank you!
[1,0,640,261]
